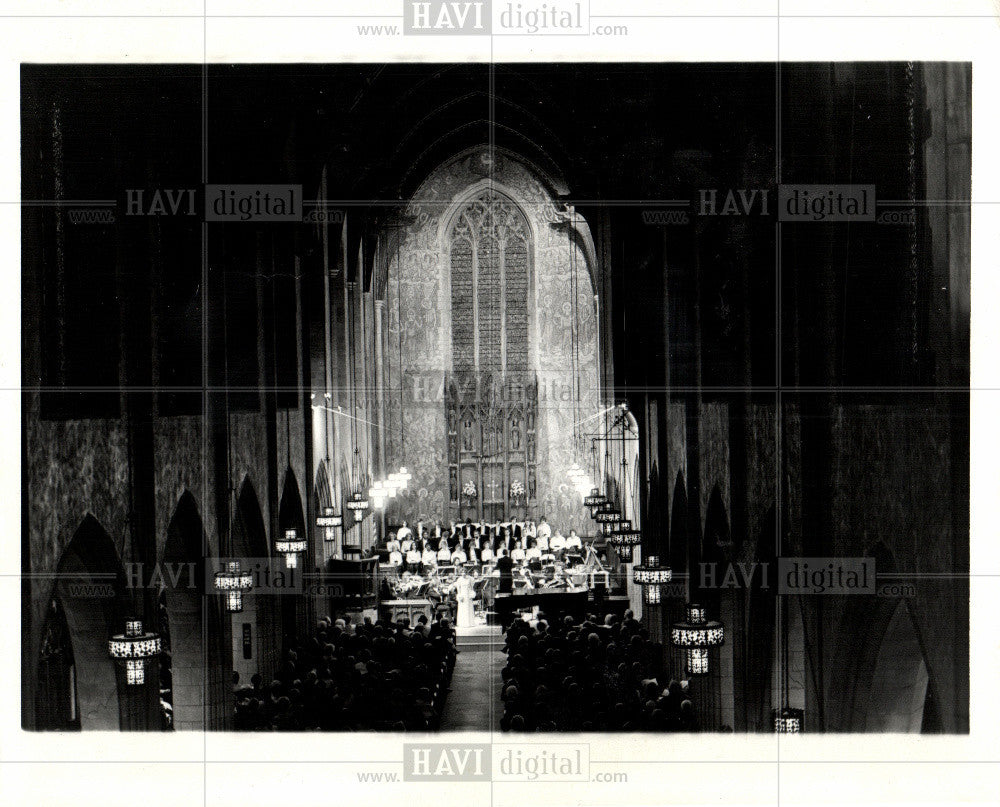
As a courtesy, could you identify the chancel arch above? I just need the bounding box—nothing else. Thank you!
[386,148,600,531]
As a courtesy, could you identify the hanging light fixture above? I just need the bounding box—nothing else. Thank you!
[108,619,162,686]
[346,439,370,524]
[773,707,804,733]
[346,490,369,522]
[583,442,605,514]
[584,487,607,513]
[317,505,342,542]
[214,561,254,612]
[633,554,672,604]
[369,480,387,510]
[594,502,622,526]
[275,527,307,568]
[608,525,642,561]
[671,603,725,675]
[610,416,641,557]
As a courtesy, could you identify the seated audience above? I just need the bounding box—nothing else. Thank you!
[234,613,457,732]
[498,609,695,733]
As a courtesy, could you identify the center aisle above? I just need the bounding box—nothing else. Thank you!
[438,625,505,733]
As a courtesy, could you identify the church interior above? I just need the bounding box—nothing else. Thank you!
[20,62,969,734]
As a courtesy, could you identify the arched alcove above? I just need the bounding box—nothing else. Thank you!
[160,491,227,730]
[232,478,280,688]
[38,515,127,730]
[864,600,931,732]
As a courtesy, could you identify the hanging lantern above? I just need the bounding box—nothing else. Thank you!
[671,603,725,675]
[608,526,642,564]
[108,619,161,686]
[214,560,254,612]
[583,487,607,514]
[346,491,370,522]
[594,503,622,524]
[633,554,672,604]
[275,527,307,569]
[773,707,804,733]
[316,505,343,542]
[611,519,641,541]
[398,466,412,488]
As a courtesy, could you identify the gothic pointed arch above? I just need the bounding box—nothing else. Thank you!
[37,514,127,730]
[387,148,599,531]
[446,187,537,523]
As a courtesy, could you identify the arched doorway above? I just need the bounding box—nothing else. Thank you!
[37,515,127,730]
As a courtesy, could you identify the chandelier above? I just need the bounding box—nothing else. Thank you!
[108,619,162,686]
[773,707,804,733]
[316,505,343,542]
[633,554,672,604]
[214,560,254,612]
[275,527,307,569]
[671,603,725,675]
[346,490,370,522]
